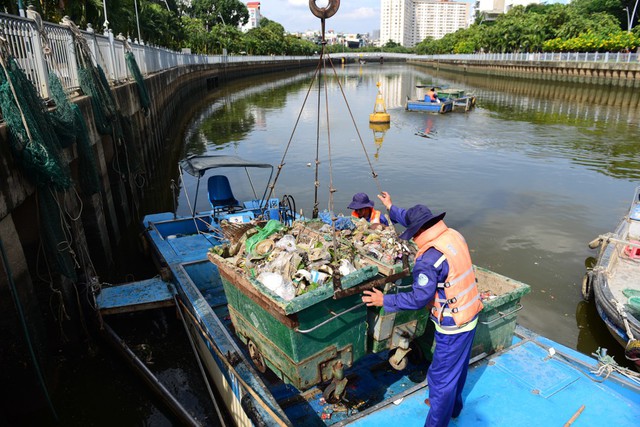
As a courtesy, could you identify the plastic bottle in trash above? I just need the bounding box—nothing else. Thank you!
[257,272,296,301]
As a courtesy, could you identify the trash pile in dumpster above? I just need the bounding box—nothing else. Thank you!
[209,214,415,300]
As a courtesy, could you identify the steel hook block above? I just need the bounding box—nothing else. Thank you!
[309,0,340,19]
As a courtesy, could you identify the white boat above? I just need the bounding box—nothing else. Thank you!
[585,185,640,369]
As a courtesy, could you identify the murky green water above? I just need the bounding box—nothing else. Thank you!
[179,63,640,365]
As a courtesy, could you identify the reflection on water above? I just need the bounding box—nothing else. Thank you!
[179,63,640,369]
[369,122,390,160]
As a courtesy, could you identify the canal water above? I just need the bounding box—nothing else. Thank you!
[32,63,640,425]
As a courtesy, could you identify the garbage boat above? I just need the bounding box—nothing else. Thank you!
[98,208,640,425]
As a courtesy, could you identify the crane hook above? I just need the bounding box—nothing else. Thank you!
[309,0,340,19]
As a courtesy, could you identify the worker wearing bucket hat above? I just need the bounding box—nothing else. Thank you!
[348,192,389,226]
[362,191,483,427]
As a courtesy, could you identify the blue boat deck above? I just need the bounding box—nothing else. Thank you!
[195,265,640,426]
[347,332,640,426]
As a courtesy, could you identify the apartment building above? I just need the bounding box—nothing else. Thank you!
[240,1,261,32]
[380,0,470,47]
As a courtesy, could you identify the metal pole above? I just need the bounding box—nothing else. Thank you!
[17,0,25,17]
[103,0,109,33]
[624,7,630,31]
[134,0,142,43]
[631,0,640,31]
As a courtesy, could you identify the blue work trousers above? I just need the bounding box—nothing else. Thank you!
[425,327,476,427]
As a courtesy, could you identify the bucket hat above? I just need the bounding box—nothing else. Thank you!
[348,193,375,210]
[398,204,446,240]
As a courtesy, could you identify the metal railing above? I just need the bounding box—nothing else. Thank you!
[417,51,640,63]
[1,10,638,101]
[0,11,312,100]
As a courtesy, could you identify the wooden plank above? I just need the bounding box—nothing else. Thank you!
[97,278,175,315]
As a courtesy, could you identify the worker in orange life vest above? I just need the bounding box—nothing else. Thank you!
[348,193,389,226]
[362,191,482,427]
[425,87,440,103]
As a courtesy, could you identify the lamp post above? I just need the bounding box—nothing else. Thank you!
[134,0,142,43]
[103,0,110,34]
[624,7,631,32]
[218,13,228,56]
[627,0,640,32]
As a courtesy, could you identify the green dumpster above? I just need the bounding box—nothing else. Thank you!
[357,254,430,370]
[415,265,531,361]
[472,266,531,357]
[208,252,378,395]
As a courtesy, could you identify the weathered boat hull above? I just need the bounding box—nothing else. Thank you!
[405,99,453,113]
[587,185,640,368]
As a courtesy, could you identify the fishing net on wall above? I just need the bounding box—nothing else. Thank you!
[48,73,101,195]
[125,51,151,113]
[0,55,71,190]
[65,20,146,213]
[78,64,117,135]
[0,51,77,280]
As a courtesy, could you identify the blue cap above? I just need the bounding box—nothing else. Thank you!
[398,204,446,240]
[348,193,374,210]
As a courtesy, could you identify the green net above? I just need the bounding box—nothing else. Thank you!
[125,52,151,112]
[118,113,145,180]
[0,54,78,279]
[78,65,116,135]
[38,189,78,281]
[0,55,71,190]
[48,73,101,195]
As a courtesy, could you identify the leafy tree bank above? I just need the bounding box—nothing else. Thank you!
[415,0,640,54]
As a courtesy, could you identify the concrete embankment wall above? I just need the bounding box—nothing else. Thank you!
[408,58,640,88]
[0,58,314,418]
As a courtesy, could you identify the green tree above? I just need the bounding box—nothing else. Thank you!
[191,0,248,29]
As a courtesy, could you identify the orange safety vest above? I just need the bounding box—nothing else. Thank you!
[415,221,483,330]
[352,208,382,224]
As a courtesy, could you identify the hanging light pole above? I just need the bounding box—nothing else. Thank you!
[631,0,640,31]
[103,0,110,34]
[134,0,142,43]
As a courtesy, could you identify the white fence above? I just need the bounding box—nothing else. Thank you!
[422,51,639,63]
[0,11,311,100]
[1,11,638,101]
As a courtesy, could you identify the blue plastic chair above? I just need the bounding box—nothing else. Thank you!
[207,175,240,212]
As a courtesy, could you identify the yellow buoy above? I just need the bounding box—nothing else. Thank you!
[369,81,390,124]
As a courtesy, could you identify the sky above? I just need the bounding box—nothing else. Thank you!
[258,0,380,35]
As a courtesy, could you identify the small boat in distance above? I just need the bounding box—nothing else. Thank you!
[585,185,640,369]
[406,85,454,113]
[406,98,454,113]
[437,87,477,112]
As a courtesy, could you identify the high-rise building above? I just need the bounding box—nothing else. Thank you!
[380,0,470,47]
[241,2,261,32]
